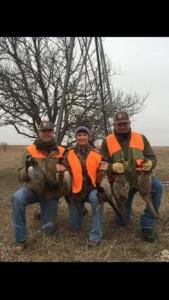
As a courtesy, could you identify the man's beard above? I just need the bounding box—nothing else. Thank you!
[114,130,131,140]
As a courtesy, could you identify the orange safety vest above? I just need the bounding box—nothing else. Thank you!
[26,144,65,158]
[106,132,144,156]
[67,149,102,193]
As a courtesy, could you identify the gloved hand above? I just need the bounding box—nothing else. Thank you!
[112,162,125,174]
[142,160,153,171]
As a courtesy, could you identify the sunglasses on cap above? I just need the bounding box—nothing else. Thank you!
[116,121,129,125]
[40,129,54,132]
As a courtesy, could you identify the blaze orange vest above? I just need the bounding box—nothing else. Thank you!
[67,149,102,193]
[106,132,144,156]
[26,144,65,158]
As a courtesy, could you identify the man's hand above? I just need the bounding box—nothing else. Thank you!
[112,162,125,174]
[99,161,109,171]
[56,164,66,172]
[142,160,153,171]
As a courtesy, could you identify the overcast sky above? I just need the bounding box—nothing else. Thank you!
[104,37,169,146]
[0,37,169,146]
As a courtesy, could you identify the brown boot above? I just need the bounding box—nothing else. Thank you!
[88,240,101,247]
[13,241,27,254]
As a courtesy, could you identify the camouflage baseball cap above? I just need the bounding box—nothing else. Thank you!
[113,111,129,123]
[38,121,54,131]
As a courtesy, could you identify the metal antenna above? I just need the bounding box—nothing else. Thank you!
[55,37,113,143]
[95,37,108,135]
[99,37,113,105]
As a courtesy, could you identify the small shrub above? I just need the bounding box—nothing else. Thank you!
[0,142,8,152]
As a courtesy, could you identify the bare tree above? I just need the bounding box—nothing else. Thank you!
[0,37,146,145]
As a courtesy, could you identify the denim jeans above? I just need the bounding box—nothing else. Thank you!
[11,186,59,243]
[68,189,103,242]
[115,177,163,229]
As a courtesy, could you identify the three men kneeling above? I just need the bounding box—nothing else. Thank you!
[11,113,163,252]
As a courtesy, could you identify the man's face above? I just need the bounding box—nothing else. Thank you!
[38,129,54,142]
[76,131,89,146]
[114,120,131,134]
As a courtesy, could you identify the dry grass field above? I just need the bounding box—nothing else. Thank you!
[0,145,169,262]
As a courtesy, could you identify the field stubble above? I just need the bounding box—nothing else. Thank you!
[0,145,169,262]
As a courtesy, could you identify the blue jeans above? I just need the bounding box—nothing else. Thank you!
[68,189,103,242]
[115,177,163,229]
[11,186,59,243]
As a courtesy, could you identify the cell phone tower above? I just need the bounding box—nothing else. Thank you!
[55,37,113,144]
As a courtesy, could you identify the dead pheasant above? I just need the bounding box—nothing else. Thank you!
[98,161,128,223]
[137,159,158,219]
[112,173,129,222]
[27,165,46,195]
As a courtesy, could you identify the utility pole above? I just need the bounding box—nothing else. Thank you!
[55,37,75,143]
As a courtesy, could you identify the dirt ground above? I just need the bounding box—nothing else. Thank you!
[0,145,169,262]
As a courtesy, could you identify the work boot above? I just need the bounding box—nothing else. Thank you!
[42,225,57,236]
[88,240,101,247]
[141,228,156,243]
[13,241,27,254]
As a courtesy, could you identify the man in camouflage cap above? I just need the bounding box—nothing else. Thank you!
[11,120,65,252]
[38,121,54,131]
[113,111,130,122]
[101,111,163,242]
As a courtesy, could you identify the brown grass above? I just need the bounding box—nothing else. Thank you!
[0,145,169,262]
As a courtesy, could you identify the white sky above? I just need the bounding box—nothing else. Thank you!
[0,37,169,146]
[104,37,169,146]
